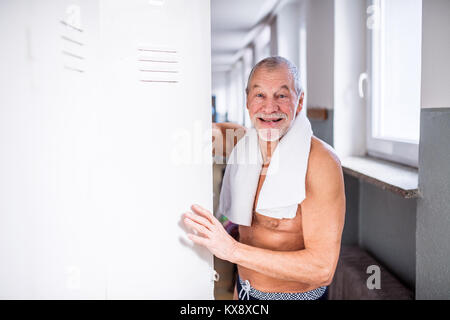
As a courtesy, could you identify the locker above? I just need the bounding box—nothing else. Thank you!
[0,0,213,299]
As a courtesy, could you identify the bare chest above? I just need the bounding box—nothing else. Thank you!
[238,169,305,250]
[251,169,303,233]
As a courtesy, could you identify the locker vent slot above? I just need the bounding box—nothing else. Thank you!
[60,18,85,73]
[138,46,180,84]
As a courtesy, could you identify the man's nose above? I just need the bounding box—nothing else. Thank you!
[261,98,279,113]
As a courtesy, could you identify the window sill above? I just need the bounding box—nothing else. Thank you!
[341,156,419,199]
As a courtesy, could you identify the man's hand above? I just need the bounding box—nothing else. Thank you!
[183,204,238,262]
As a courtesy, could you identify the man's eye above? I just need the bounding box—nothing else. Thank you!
[256,93,263,98]
[279,94,287,98]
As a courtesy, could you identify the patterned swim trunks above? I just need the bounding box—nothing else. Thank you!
[236,274,328,300]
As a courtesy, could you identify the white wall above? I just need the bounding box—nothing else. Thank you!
[275,0,308,104]
[227,61,245,124]
[242,47,254,127]
[333,0,367,158]
[0,0,213,299]
[421,0,450,109]
[254,25,272,62]
[306,0,334,110]
[276,1,301,70]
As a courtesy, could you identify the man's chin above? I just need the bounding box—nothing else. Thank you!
[256,128,283,142]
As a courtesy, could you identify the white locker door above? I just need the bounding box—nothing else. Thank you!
[0,0,213,299]
[96,0,213,299]
[0,0,105,299]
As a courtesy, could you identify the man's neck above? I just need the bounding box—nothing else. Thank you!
[258,138,279,166]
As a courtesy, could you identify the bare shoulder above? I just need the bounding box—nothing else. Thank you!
[213,122,246,140]
[212,122,247,157]
[308,136,341,169]
[306,136,344,195]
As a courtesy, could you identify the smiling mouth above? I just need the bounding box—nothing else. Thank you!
[258,117,284,123]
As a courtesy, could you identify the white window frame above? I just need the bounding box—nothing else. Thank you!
[366,0,421,168]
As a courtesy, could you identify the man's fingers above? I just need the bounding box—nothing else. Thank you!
[184,212,213,230]
[184,217,211,236]
[191,204,216,224]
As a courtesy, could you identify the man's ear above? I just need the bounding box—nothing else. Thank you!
[295,91,304,116]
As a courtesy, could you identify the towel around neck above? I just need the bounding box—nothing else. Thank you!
[218,109,313,226]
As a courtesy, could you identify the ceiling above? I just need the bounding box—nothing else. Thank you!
[211,0,280,72]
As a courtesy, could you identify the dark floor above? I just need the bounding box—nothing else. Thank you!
[214,256,235,300]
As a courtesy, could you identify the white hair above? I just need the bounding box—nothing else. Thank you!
[245,56,302,97]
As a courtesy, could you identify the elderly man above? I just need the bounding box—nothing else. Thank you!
[183,56,345,300]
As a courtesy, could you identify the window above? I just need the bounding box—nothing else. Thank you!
[367,0,422,167]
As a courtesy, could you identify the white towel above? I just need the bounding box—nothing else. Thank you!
[218,109,313,226]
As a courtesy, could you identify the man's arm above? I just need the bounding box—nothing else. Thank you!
[184,146,345,288]
[212,122,246,158]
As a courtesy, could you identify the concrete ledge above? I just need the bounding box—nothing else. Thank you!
[341,156,419,198]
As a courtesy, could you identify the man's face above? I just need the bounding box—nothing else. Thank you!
[246,65,303,142]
